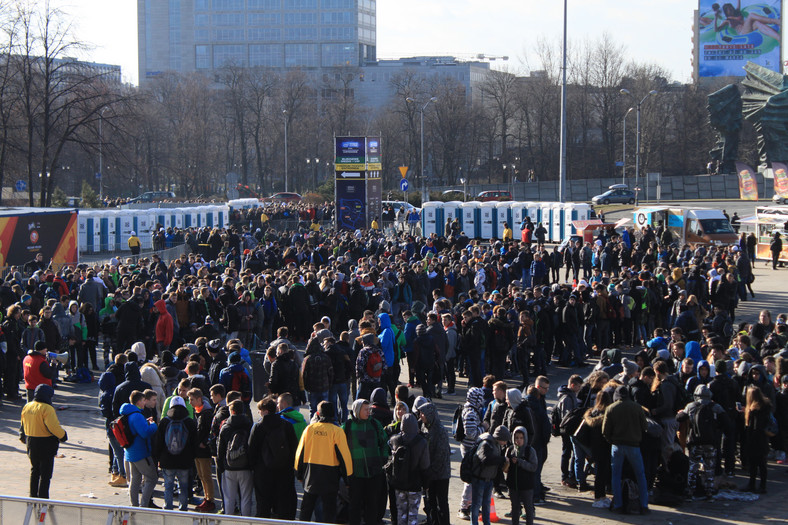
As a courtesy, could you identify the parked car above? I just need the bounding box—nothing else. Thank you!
[477,190,512,202]
[127,191,176,203]
[772,193,788,205]
[267,192,302,203]
[591,185,635,205]
[382,200,419,213]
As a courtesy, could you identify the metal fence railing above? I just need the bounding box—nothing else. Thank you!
[0,494,310,525]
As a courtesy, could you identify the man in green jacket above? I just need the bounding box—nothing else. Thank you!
[602,385,650,515]
[343,399,389,525]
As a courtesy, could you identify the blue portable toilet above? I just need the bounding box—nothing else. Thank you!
[479,202,497,239]
[496,202,512,239]
[421,202,442,236]
[461,202,479,238]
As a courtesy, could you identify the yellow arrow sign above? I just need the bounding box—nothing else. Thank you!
[399,166,408,178]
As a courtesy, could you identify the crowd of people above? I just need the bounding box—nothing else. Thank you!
[8,215,788,524]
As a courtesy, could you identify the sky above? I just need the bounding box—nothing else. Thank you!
[68,0,720,86]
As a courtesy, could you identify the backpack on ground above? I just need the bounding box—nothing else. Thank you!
[164,419,189,455]
[230,369,252,403]
[110,414,135,448]
[225,428,250,469]
[559,407,586,437]
[385,442,412,490]
[459,442,480,483]
[690,403,718,445]
[365,348,383,379]
[452,405,465,442]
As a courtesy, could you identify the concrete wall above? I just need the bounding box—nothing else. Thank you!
[434,173,774,202]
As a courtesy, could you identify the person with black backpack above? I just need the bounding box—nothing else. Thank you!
[553,375,583,488]
[217,399,254,516]
[386,412,430,525]
[152,396,197,511]
[675,384,728,500]
[249,395,297,519]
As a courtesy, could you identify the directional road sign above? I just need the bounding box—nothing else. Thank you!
[400,178,409,192]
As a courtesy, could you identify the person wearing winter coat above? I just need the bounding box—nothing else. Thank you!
[343,398,389,525]
[269,344,300,401]
[387,413,430,525]
[675,384,728,500]
[554,375,582,487]
[504,426,538,525]
[112,361,152,419]
[119,390,159,508]
[22,341,53,403]
[154,299,174,355]
[248,395,297,519]
[503,388,535,448]
[413,324,437,399]
[216,399,254,516]
[186,388,217,513]
[152,396,197,511]
[301,330,334,419]
[426,312,449,398]
[100,354,128,486]
[325,334,354,423]
[370,387,393,427]
[458,386,485,518]
[414,397,451,525]
[140,363,166,416]
[651,360,683,462]
[295,401,353,523]
[20,384,68,499]
[443,313,459,395]
[471,426,509,525]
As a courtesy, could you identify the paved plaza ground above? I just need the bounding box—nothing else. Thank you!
[1,262,788,524]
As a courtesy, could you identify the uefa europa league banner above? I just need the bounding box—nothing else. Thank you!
[735,162,759,200]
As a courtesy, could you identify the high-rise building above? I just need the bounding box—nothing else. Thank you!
[138,0,376,84]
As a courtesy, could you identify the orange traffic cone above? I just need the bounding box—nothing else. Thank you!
[477,496,499,523]
[572,278,577,288]
[489,495,499,523]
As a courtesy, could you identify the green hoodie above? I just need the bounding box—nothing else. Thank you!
[279,406,307,442]
[342,405,389,478]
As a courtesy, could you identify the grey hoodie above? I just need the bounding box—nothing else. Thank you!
[418,401,451,480]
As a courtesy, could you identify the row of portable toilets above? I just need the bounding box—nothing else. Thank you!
[77,205,230,253]
[421,201,592,242]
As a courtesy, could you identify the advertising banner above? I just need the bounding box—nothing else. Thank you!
[366,177,382,226]
[0,210,78,268]
[335,136,366,171]
[772,162,788,199]
[736,161,760,200]
[698,1,782,77]
[366,137,382,171]
[336,179,366,230]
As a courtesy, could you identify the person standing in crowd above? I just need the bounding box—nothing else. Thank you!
[295,401,353,523]
[152,396,197,511]
[23,341,54,403]
[504,426,538,525]
[387,412,430,525]
[20,385,68,499]
[470,425,510,525]
[187,387,217,513]
[217,399,254,516]
[120,390,159,508]
[249,395,297,519]
[414,397,451,525]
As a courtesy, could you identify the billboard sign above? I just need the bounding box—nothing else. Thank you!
[698,1,782,77]
[0,210,78,267]
[773,162,788,199]
[336,179,366,230]
[335,136,366,171]
[366,137,382,171]
[736,161,760,200]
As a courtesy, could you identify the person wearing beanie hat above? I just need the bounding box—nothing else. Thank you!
[295,400,353,523]
[504,425,538,525]
[20,384,68,499]
[342,398,389,525]
[620,358,640,380]
[218,351,251,403]
[493,424,511,443]
[470,424,509,525]
[23,339,54,402]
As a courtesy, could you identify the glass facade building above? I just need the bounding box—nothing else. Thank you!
[139,0,376,83]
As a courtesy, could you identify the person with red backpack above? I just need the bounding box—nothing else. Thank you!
[356,341,387,401]
[219,352,251,404]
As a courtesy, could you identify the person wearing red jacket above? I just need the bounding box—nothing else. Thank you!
[23,341,54,403]
[154,299,174,356]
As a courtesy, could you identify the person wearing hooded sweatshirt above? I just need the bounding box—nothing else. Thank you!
[100,354,128,486]
[602,385,649,515]
[20,384,67,499]
[413,323,437,399]
[343,398,389,525]
[414,397,451,525]
[370,387,393,427]
[356,328,387,401]
[152,396,197,511]
[249,395,297,519]
[709,360,740,476]
[676,384,728,500]
[295,401,353,523]
[472,425,510,525]
[219,351,252,403]
[23,341,53,403]
[651,360,682,462]
[387,412,430,525]
[112,359,151,419]
[120,390,159,508]
[458,387,485,519]
[378,312,399,403]
[302,329,334,419]
[504,426,538,525]
[154,299,174,355]
[686,360,712,395]
[217,399,254,516]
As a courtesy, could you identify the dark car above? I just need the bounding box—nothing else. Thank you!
[267,192,302,203]
[477,190,512,202]
[591,186,635,205]
[127,191,176,203]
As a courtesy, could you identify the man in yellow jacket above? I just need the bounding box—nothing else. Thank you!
[295,401,353,522]
[20,384,68,499]
[128,231,141,255]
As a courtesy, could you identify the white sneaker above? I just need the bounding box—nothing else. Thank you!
[591,497,611,509]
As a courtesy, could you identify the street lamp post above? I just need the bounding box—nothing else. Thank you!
[558,0,568,203]
[620,89,658,204]
[282,109,288,192]
[406,96,437,202]
[98,107,107,201]
[622,107,633,185]
[460,177,467,202]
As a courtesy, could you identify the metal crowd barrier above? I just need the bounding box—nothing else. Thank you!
[0,495,310,525]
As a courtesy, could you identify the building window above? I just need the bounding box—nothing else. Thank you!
[321,43,356,67]
[248,0,281,7]
[284,12,317,25]
[284,0,318,9]
[321,27,355,40]
[213,29,245,41]
[250,44,283,67]
[214,44,247,67]
[196,45,211,69]
[213,0,244,10]
[285,43,319,67]
[248,13,280,25]
[212,13,243,26]
[285,27,318,41]
[248,28,281,41]
[320,11,353,24]
[195,0,210,10]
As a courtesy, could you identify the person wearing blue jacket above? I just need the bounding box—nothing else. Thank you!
[120,390,159,508]
[378,312,398,404]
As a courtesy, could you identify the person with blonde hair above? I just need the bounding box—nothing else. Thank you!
[742,385,771,493]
